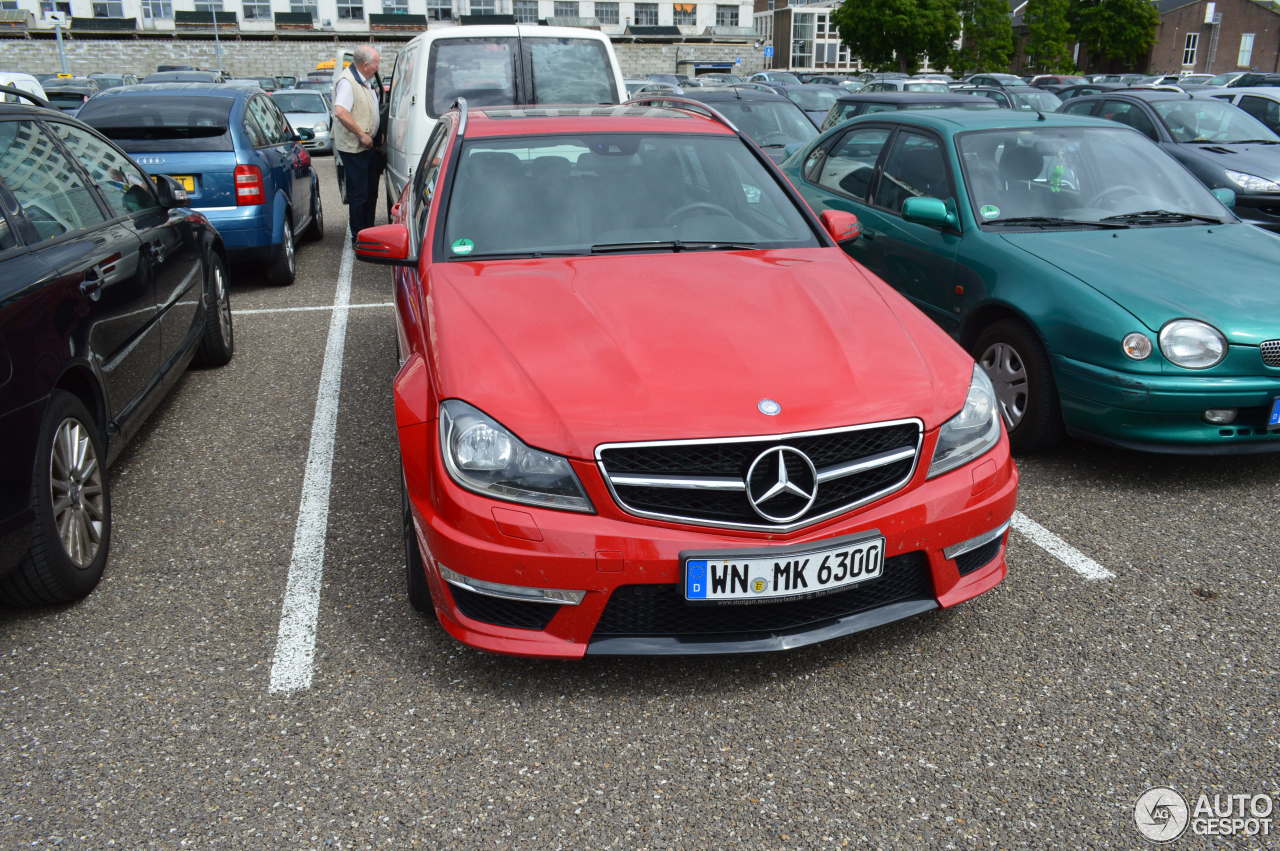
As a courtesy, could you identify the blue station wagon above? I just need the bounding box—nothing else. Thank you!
[76,84,322,285]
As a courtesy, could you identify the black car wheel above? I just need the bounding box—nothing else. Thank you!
[194,251,234,367]
[267,215,296,286]
[0,391,112,606]
[972,319,1064,452]
[303,180,324,243]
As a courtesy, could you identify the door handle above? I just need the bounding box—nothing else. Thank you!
[861,230,878,241]
[80,269,104,299]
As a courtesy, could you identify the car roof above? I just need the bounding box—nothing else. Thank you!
[835,91,985,105]
[1209,86,1280,97]
[466,104,738,138]
[1070,89,1197,103]
[88,83,247,100]
[679,86,791,102]
[841,108,1121,134]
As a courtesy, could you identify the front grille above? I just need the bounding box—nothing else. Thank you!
[1262,339,1280,367]
[954,538,1003,575]
[598,421,921,531]
[448,584,560,630]
[592,551,932,638]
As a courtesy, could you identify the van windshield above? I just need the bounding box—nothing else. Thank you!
[526,38,618,105]
[427,38,517,117]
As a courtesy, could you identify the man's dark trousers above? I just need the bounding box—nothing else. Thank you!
[341,148,377,241]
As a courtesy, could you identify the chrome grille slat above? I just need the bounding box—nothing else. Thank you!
[596,420,923,532]
[1261,339,1280,367]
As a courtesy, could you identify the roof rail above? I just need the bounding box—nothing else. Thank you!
[622,94,739,133]
[0,84,50,110]
[452,96,468,137]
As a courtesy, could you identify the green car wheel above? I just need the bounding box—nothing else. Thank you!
[973,320,1063,453]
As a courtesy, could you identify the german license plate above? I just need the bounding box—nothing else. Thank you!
[1269,397,1280,430]
[682,532,885,603]
[170,175,195,192]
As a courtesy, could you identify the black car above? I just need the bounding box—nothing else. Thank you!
[964,73,1024,88]
[819,91,999,132]
[1053,82,1124,101]
[774,83,846,126]
[637,87,818,162]
[1060,90,1280,230]
[88,73,140,90]
[42,79,101,114]
[954,85,1063,112]
[0,87,234,605]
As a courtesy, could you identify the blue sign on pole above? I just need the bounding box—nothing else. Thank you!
[735,56,742,65]
[763,45,774,58]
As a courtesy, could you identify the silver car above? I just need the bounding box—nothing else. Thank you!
[270,89,333,154]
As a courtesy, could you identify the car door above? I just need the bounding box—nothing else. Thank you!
[862,128,963,333]
[797,124,894,273]
[259,95,313,224]
[0,117,153,420]
[48,120,202,367]
[245,96,297,230]
[1237,94,1280,136]
[1097,99,1159,142]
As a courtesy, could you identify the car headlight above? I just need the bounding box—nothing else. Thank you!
[313,123,329,133]
[1225,169,1280,193]
[439,400,593,512]
[1159,319,1227,369]
[928,365,1002,478]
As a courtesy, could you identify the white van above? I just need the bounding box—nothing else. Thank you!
[383,26,625,207]
[0,72,48,105]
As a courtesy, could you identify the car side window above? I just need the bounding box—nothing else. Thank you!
[47,122,162,219]
[259,98,293,143]
[244,103,270,147]
[873,131,952,214]
[862,103,896,114]
[1063,100,1097,117]
[246,97,286,145]
[1238,95,1280,134]
[412,121,449,235]
[809,126,891,201]
[0,119,105,243]
[0,207,15,251]
[1099,100,1157,140]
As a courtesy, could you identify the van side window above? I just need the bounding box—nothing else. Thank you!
[426,38,517,118]
[390,45,418,119]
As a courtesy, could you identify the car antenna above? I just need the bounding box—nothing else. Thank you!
[1036,110,1046,121]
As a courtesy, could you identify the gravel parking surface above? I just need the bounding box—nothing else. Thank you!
[2,158,1277,848]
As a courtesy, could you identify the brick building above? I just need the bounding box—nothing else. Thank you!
[1149,0,1280,75]
[751,0,862,73]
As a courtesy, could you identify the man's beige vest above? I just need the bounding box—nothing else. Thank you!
[333,66,376,154]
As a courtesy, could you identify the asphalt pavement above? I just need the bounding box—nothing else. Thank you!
[2,157,1277,848]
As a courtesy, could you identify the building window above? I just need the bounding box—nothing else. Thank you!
[514,0,538,20]
[40,1,73,13]
[140,0,170,17]
[291,0,318,19]
[673,2,695,25]
[554,0,578,16]
[427,0,451,19]
[92,0,124,14]
[0,0,19,8]
[193,0,222,9]
[595,1,617,22]
[1183,32,1199,66]
[337,0,362,17]
[791,12,813,66]
[242,0,269,17]
[471,0,495,12]
[383,0,409,11]
[715,4,737,26]
[633,2,657,24]
[1238,33,1255,67]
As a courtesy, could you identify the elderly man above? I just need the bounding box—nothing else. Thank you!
[332,44,381,243]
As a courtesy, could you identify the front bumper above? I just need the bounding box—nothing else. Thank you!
[1230,196,1280,232]
[1055,354,1280,452]
[402,421,1018,658]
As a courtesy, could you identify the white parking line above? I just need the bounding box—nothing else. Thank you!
[1011,510,1114,580]
[268,238,355,694]
[234,302,393,316]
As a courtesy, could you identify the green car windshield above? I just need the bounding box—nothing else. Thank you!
[1151,99,1278,143]
[957,126,1228,226]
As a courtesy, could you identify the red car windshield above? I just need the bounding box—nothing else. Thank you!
[441,133,819,258]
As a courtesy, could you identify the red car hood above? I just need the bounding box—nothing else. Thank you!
[427,249,970,459]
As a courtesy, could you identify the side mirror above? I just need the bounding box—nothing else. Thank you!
[296,126,315,141]
[355,223,416,267]
[151,174,189,208]
[820,209,861,243]
[1211,187,1236,209]
[902,196,957,229]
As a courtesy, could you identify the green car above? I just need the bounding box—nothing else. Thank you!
[782,109,1280,453]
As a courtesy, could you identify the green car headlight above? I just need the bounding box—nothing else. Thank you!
[928,365,1002,478]
[439,400,594,513]
[1159,319,1227,369]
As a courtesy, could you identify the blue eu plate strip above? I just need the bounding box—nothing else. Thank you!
[1270,398,1280,429]
[686,560,707,599]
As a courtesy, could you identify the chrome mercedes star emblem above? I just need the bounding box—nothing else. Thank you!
[745,446,818,523]
[758,399,782,416]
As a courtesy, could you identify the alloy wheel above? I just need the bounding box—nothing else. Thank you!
[49,417,105,568]
[213,260,231,348]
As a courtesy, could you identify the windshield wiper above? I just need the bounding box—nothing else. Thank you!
[984,216,1129,230]
[1100,209,1225,224]
[449,249,587,260]
[1221,139,1280,145]
[590,240,759,253]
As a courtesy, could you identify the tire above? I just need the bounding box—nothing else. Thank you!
[402,477,432,615]
[972,319,1064,453]
[0,392,112,606]
[266,215,296,287]
[302,182,324,243]
[193,251,234,367]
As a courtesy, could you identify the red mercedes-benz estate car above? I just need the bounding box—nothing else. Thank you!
[354,99,1018,658]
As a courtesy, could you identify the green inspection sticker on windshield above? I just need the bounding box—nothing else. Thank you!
[979,204,1001,220]
[451,238,475,255]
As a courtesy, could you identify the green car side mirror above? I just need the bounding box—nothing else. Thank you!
[1211,187,1236,209]
[902,196,957,229]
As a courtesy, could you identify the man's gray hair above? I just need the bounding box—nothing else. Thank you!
[353,44,379,67]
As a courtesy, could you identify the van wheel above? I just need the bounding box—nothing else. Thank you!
[972,319,1064,452]
[267,216,296,286]
[0,391,111,606]
[194,251,234,367]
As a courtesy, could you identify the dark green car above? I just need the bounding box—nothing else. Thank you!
[782,109,1280,453]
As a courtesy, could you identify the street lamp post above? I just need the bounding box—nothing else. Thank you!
[53,13,68,74]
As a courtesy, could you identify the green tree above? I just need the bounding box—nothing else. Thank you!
[1023,0,1076,72]
[832,0,961,74]
[1071,0,1160,69]
[956,0,1014,73]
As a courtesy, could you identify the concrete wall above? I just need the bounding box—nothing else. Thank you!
[1,36,763,78]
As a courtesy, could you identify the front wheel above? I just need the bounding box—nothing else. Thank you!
[972,319,1064,452]
[0,391,112,606]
